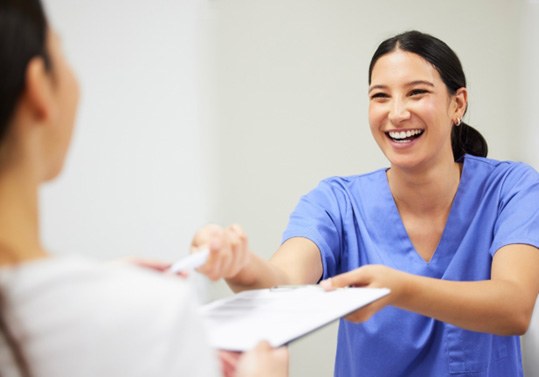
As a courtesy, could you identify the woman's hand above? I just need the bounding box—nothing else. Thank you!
[218,350,242,377]
[191,224,250,281]
[127,258,173,273]
[106,257,179,274]
[320,264,409,322]
[235,342,289,377]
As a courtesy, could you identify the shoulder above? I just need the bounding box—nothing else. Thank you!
[3,256,217,376]
[316,168,388,194]
[464,154,536,174]
[7,256,192,310]
[295,169,387,211]
[293,169,389,212]
[4,256,198,335]
[463,154,539,189]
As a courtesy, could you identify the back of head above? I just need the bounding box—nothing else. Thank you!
[0,0,49,144]
[0,3,48,377]
[368,30,488,161]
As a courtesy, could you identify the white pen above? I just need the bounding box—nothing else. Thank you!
[168,248,210,273]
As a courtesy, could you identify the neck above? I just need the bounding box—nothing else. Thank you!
[387,157,462,216]
[0,164,45,266]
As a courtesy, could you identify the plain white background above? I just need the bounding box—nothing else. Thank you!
[42,0,211,263]
[42,1,538,376]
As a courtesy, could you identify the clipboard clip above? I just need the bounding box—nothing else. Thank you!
[270,284,320,292]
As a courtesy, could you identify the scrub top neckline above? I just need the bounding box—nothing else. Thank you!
[382,157,469,266]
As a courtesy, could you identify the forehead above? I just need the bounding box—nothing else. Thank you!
[370,49,442,86]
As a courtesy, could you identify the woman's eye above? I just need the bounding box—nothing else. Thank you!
[370,92,388,100]
[409,89,429,96]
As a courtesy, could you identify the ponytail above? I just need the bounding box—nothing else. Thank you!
[451,122,488,161]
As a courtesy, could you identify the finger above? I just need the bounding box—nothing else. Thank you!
[254,340,272,352]
[131,259,170,272]
[219,351,240,377]
[219,226,239,276]
[272,346,289,363]
[190,229,208,249]
[344,305,377,323]
[219,350,242,368]
[197,238,225,280]
[227,224,249,276]
[206,249,226,281]
[323,269,368,289]
[191,224,222,249]
[175,270,189,279]
[229,223,247,246]
[344,296,389,323]
[319,278,336,291]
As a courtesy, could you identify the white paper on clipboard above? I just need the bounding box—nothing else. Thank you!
[200,285,390,351]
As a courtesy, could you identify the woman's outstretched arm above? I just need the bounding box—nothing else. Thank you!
[324,244,539,335]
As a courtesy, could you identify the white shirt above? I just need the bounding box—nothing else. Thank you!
[0,256,219,377]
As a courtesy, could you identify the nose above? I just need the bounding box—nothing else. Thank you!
[388,98,411,124]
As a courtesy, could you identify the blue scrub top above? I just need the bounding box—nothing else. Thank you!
[282,155,539,377]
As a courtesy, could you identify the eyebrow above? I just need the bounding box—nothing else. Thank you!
[368,80,435,93]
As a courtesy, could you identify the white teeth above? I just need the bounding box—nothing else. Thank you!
[388,129,423,140]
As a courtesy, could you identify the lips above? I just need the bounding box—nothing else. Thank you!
[386,129,424,143]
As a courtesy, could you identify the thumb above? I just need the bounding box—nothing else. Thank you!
[209,236,223,253]
[321,269,367,290]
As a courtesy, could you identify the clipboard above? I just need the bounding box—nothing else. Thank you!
[200,285,390,351]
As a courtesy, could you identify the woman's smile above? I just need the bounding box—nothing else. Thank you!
[386,128,425,143]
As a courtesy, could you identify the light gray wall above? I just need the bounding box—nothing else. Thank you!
[38,1,537,376]
[519,1,539,167]
[520,2,539,376]
[206,1,534,376]
[41,0,210,263]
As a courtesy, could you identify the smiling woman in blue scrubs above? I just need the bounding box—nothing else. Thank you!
[192,31,539,376]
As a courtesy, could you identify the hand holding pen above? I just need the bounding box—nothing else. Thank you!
[188,223,250,280]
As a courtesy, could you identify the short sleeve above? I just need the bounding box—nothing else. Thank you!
[490,163,539,255]
[281,179,347,279]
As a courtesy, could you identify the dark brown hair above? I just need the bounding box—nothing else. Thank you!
[0,0,50,141]
[0,1,49,375]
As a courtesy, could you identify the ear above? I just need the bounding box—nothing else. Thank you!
[452,87,468,120]
[22,56,56,125]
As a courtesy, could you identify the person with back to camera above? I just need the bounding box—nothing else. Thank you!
[191,30,539,376]
[0,0,288,376]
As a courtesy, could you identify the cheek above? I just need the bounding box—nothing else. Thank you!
[368,103,385,132]
[419,98,448,125]
[68,74,80,118]
[61,66,80,124]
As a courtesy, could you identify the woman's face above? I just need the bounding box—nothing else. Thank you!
[43,29,80,180]
[368,49,465,172]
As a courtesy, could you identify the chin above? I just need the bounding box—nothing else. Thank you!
[385,152,426,171]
